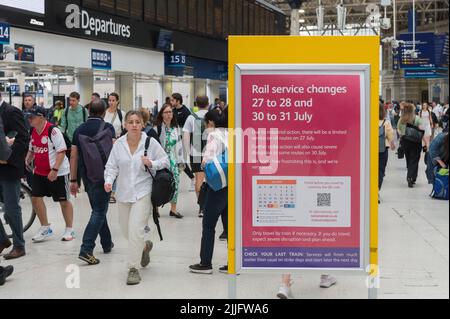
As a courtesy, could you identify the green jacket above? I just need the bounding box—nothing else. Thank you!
[60,104,88,142]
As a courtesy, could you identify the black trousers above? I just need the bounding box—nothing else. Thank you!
[200,186,227,266]
[401,138,422,182]
[378,148,389,190]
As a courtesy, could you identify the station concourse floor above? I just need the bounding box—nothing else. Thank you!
[0,150,448,299]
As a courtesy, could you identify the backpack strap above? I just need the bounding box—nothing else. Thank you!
[153,206,163,241]
[157,125,162,139]
[97,120,106,134]
[117,109,123,124]
[64,107,69,134]
[191,112,200,121]
[144,136,151,157]
[143,136,156,178]
[93,121,108,165]
[82,106,87,122]
[47,125,57,150]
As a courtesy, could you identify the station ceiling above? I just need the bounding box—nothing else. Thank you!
[267,0,449,32]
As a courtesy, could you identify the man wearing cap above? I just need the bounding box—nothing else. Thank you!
[25,106,75,243]
[0,94,29,260]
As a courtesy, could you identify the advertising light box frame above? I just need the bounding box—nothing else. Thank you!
[234,64,371,275]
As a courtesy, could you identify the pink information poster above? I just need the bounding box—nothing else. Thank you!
[238,68,367,269]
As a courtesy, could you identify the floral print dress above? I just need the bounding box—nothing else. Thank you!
[164,126,180,204]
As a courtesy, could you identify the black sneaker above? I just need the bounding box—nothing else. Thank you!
[219,231,227,241]
[219,265,228,274]
[79,253,100,265]
[0,265,14,286]
[103,243,114,254]
[170,211,183,219]
[189,263,213,274]
[407,178,414,188]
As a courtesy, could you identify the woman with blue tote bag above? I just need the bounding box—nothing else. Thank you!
[189,108,228,274]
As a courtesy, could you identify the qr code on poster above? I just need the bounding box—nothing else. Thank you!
[317,193,331,207]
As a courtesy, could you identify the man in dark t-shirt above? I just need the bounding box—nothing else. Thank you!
[70,99,115,265]
[171,93,191,128]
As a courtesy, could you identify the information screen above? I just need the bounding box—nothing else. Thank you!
[0,0,45,14]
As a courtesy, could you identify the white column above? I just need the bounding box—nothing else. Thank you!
[206,80,212,103]
[114,73,134,112]
[75,73,94,106]
[210,82,221,102]
[290,9,300,36]
[162,77,173,105]
[194,79,206,99]
[16,73,26,96]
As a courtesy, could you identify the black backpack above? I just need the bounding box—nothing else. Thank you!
[144,136,176,240]
[37,125,71,159]
[77,121,113,184]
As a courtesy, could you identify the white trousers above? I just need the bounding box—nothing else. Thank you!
[118,195,152,269]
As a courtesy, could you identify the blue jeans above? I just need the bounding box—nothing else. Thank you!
[200,186,228,266]
[0,179,25,248]
[80,182,112,255]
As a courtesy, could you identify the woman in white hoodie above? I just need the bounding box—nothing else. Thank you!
[104,110,169,285]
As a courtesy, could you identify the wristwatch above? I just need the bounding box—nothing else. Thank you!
[51,168,59,172]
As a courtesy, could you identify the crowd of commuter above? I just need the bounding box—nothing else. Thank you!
[1,91,447,296]
[0,91,229,286]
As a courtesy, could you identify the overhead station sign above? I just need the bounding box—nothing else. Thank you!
[394,32,449,78]
[0,22,10,44]
[91,49,111,70]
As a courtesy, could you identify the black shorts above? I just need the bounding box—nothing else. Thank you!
[32,174,70,202]
[190,156,204,173]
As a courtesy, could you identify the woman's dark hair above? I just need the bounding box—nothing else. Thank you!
[156,103,177,128]
[205,107,228,128]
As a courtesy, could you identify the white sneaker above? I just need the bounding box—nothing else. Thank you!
[61,228,75,242]
[32,226,53,242]
[320,275,337,288]
[277,286,293,299]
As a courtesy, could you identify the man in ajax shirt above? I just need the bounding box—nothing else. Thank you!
[25,107,74,242]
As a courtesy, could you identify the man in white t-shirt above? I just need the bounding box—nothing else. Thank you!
[183,96,209,217]
[25,107,75,243]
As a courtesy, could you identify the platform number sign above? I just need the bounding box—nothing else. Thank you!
[168,53,186,67]
[0,22,10,45]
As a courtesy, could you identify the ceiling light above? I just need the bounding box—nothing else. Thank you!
[298,9,305,13]
[299,19,305,23]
